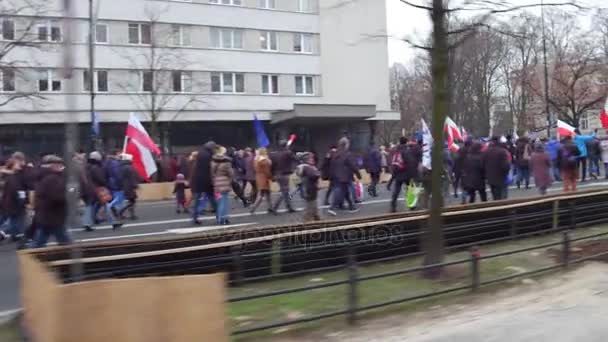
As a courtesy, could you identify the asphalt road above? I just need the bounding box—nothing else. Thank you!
[2,180,608,314]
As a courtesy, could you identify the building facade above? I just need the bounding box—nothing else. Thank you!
[0,0,396,154]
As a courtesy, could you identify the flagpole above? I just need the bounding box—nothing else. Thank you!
[122,136,128,154]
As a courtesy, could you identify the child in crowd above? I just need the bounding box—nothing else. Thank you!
[173,173,189,214]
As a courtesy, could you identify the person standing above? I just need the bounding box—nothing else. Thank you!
[558,136,581,192]
[211,146,234,225]
[545,136,561,182]
[118,153,140,220]
[190,141,217,225]
[272,140,297,214]
[296,152,321,222]
[462,142,487,203]
[574,129,595,182]
[530,143,552,195]
[365,143,382,197]
[514,137,532,190]
[380,145,389,176]
[483,137,511,201]
[33,155,71,248]
[328,137,361,216]
[173,173,189,214]
[601,137,608,179]
[586,136,601,180]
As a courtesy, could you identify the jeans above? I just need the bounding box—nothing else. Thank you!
[551,161,561,182]
[81,204,95,227]
[589,157,600,177]
[5,214,25,239]
[390,179,410,212]
[349,181,358,202]
[109,190,124,209]
[216,192,230,224]
[516,166,530,189]
[191,192,217,221]
[273,175,294,211]
[331,182,355,211]
[34,226,71,248]
[324,180,336,205]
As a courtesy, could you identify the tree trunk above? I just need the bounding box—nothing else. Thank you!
[423,0,448,277]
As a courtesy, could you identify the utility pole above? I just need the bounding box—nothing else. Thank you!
[541,0,552,137]
[88,0,97,150]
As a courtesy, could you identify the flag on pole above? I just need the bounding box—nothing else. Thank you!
[253,114,270,148]
[125,113,160,181]
[287,134,297,147]
[600,97,608,129]
[444,117,462,151]
[421,119,433,170]
[557,119,576,138]
[461,126,468,141]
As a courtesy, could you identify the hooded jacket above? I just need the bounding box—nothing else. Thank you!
[35,166,67,230]
[330,138,361,183]
[211,154,234,193]
[191,142,216,193]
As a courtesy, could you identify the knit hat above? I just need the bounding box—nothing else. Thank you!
[89,151,102,161]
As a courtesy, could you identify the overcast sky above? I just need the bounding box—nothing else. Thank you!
[386,0,607,65]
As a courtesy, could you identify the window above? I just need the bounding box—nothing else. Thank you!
[298,0,313,12]
[209,0,242,5]
[260,31,278,51]
[0,69,15,92]
[128,23,151,45]
[261,75,279,94]
[210,28,243,49]
[211,72,244,93]
[83,70,108,92]
[171,25,191,46]
[295,75,314,95]
[580,113,589,130]
[95,23,108,43]
[142,71,153,92]
[37,21,61,42]
[172,71,192,93]
[258,0,275,9]
[293,33,312,53]
[38,70,62,92]
[1,19,15,41]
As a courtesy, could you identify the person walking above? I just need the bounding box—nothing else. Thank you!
[242,148,257,203]
[530,143,552,195]
[33,155,71,248]
[587,136,601,180]
[272,140,297,214]
[321,146,337,206]
[601,137,608,179]
[190,141,218,225]
[104,150,124,228]
[389,137,421,213]
[558,136,581,192]
[74,153,96,232]
[211,146,234,225]
[483,136,511,201]
[514,137,532,190]
[365,143,382,197]
[173,173,189,214]
[453,139,472,203]
[462,142,487,203]
[545,136,561,182]
[574,129,596,182]
[328,137,361,216]
[118,153,140,220]
[227,147,249,208]
[296,152,321,222]
[380,145,389,176]
[250,147,274,215]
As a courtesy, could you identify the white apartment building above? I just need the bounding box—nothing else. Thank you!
[0,0,396,154]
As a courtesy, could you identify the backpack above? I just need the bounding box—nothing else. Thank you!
[391,151,406,171]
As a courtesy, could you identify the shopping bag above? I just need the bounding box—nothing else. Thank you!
[506,168,514,186]
[406,183,421,209]
[355,182,364,201]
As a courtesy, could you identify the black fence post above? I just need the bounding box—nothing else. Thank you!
[346,244,359,326]
[562,230,571,268]
[509,209,517,240]
[552,199,559,232]
[470,246,480,292]
[569,200,576,230]
[232,245,243,286]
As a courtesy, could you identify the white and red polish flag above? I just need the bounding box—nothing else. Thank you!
[125,113,160,182]
[557,119,576,138]
[444,117,462,151]
[600,97,608,129]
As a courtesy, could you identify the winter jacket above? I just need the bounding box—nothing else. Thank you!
[601,140,608,163]
[121,161,140,200]
[211,155,234,193]
[173,181,187,202]
[254,156,272,191]
[530,151,552,189]
[35,167,67,230]
[190,142,216,194]
[546,139,560,161]
[296,163,320,201]
[557,141,581,171]
[320,150,336,181]
[365,147,382,174]
[392,143,422,182]
[483,144,511,187]
[0,168,13,215]
[330,149,361,183]
[104,158,123,191]
[272,149,296,176]
[574,134,595,158]
[462,148,485,191]
[587,138,601,159]
[2,169,27,216]
[514,139,532,168]
[243,153,256,181]
[86,159,107,188]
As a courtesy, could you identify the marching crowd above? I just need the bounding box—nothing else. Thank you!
[0,129,606,248]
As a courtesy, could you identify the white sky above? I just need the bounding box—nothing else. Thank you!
[386,0,607,65]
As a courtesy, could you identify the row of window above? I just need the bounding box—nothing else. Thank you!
[0,70,315,95]
[207,0,314,12]
[0,19,315,54]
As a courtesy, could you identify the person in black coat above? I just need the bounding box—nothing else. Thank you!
[118,154,140,220]
[462,142,487,203]
[365,143,382,197]
[0,156,27,242]
[390,137,422,213]
[271,140,298,213]
[483,137,511,200]
[321,146,337,205]
[328,137,361,215]
[190,141,217,224]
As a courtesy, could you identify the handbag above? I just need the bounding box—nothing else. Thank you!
[95,186,112,204]
[405,183,421,209]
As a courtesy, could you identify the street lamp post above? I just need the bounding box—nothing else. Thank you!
[541,0,552,137]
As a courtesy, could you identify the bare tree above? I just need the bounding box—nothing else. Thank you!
[390,60,432,135]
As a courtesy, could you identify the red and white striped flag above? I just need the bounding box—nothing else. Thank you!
[600,97,608,129]
[125,113,159,181]
[557,119,576,138]
[444,117,462,151]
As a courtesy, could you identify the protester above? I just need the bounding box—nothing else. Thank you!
[328,137,361,216]
[190,141,217,225]
[601,137,608,180]
[250,147,274,215]
[380,145,389,175]
[483,136,511,200]
[558,136,581,192]
[574,129,596,182]
[0,159,16,241]
[462,142,486,203]
[211,146,234,225]
[389,137,421,213]
[173,173,189,214]
[271,140,297,214]
[242,148,257,203]
[587,136,601,180]
[33,155,71,248]
[86,151,109,228]
[365,143,382,197]
[453,139,472,203]
[514,137,532,190]
[296,152,321,222]
[104,150,124,229]
[74,153,96,232]
[118,153,140,220]
[530,143,552,195]
[545,136,561,182]
[321,146,337,206]
[227,147,249,207]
